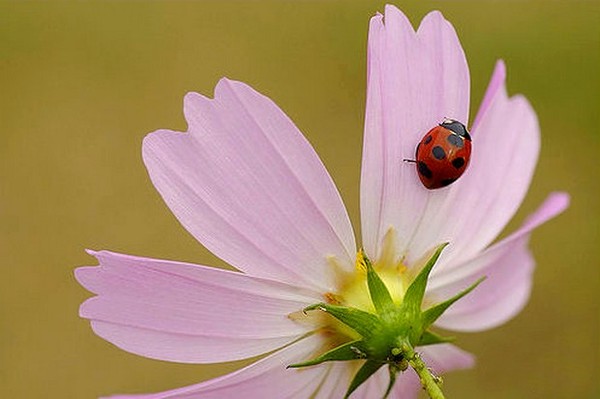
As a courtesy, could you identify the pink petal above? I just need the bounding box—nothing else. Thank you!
[353,366,393,398]
[470,60,507,132]
[419,343,475,372]
[309,363,353,399]
[429,192,570,331]
[76,250,320,363]
[101,335,329,399]
[387,373,421,399]
[361,6,470,260]
[143,79,356,292]
[407,60,542,267]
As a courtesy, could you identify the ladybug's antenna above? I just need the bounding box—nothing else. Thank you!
[403,158,417,163]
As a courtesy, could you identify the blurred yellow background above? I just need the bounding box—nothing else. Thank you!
[1,1,598,398]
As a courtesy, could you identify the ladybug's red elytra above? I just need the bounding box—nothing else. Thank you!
[413,118,472,189]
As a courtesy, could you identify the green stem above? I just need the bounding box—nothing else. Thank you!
[403,344,445,399]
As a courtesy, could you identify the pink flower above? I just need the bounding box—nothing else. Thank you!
[76,5,569,398]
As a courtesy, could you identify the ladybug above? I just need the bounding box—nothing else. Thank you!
[412,118,472,189]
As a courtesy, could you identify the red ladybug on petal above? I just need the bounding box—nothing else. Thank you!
[413,118,472,189]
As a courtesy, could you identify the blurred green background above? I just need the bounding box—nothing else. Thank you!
[1,1,598,398]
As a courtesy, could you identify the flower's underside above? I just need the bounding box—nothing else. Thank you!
[76,5,569,399]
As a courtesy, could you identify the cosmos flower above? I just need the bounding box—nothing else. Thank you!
[76,5,569,399]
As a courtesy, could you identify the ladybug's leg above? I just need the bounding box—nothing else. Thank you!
[402,142,420,163]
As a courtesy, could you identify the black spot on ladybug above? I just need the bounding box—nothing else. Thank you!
[424,135,433,144]
[417,161,432,179]
[441,120,471,141]
[441,178,457,187]
[432,146,446,160]
[446,134,464,148]
[452,157,465,169]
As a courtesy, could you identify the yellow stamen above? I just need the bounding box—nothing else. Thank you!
[356,249,369,272]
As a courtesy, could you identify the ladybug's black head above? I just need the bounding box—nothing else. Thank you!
[440,119,471,141]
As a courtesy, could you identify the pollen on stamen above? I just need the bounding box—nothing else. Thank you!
[324,292,342,305]
[355,249,369,272]
[396,262,408,274]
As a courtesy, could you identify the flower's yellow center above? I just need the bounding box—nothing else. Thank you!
[339,248,407,313]
[316,229,410,343]
[289,228,437,352]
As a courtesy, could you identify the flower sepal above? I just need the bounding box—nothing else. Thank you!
[287,339,368,368]
[291,243,485,398]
